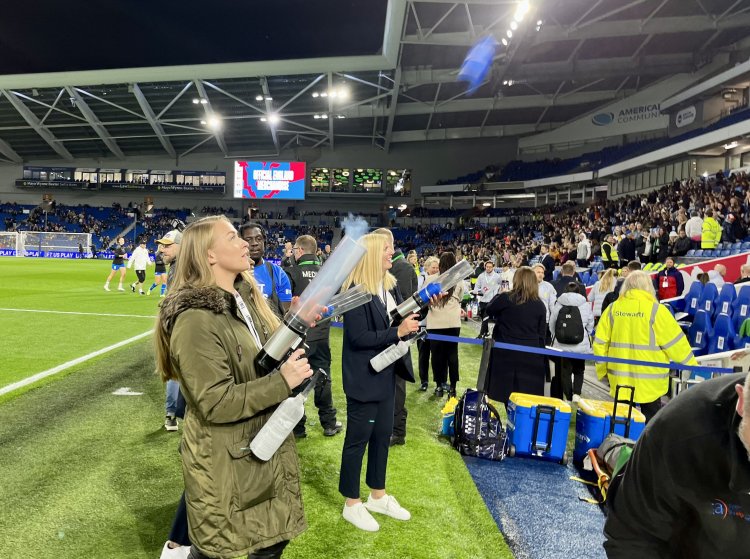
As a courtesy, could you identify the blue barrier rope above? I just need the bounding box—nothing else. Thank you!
[425,333,735,375]
[330,321,734,374]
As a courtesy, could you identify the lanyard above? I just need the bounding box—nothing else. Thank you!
[233,291,263,350]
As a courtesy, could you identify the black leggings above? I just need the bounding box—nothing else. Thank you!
[429,327,460,387]
[188,541,288,559]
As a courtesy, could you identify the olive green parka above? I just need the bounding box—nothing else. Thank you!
[160,284,306,558]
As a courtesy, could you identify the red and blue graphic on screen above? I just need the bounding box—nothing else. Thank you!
[237,161,306,200]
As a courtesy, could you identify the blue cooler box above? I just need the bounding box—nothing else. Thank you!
[574,399,646,464]
[507,393,571,464]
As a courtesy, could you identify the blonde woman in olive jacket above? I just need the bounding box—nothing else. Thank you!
[156,216,312,559]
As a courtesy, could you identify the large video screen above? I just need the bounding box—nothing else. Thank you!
[233,161,306,200]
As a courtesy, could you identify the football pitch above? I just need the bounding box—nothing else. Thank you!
[0,258,511,559]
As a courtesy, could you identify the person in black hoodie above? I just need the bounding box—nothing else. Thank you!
[604,370,750,558]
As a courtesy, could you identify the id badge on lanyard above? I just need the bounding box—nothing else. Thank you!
[233,291,263,350]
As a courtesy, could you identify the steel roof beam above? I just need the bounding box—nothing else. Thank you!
[384,68,402,152]
[259,77,281,154]
[193,80,228,156]
[0,138,22,163]
[1,90,74,160]
[65,87,125,158]
[131,83,176,157]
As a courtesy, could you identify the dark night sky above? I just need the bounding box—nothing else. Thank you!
[0,0,388,75]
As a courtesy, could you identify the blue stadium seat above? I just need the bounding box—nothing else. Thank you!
[702,250,715,258]
[719,249,731,257]
[688,309,713,356]
[731,242,742,250]
[731,249,742,256]
[742,242,750,251]
[692,250,704,258]
[716,283,737,317]
[697,282,719,316]
[732,286,750,331]
[686,249,696,257]
[708,313,736,354]
[682,281,704,316]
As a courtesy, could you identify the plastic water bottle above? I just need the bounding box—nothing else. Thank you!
[249,369,324,461]
[370,330,427,373]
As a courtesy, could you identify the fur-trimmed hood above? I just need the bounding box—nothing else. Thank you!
[159,286,232,335]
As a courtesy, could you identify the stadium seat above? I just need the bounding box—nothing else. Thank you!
[742,242,750,251]
[688,310,713,356]
[686,249,696,257]
[731,286,750,331]
[693,250,704,257]
[731,249,742,256]
[697,282,719,316]
[702,250,715,258]
[715,283,737,317]
[662,302,675,315]
[708,313,736,354]
[719,250,731,257]
[731,242,742,251]
[679,281,703,315]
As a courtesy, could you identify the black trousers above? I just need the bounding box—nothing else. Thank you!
[576,259,589,268]
[417,338,431,384]
[339,396,394,499]
[167,491,190,546]
[550,358,585,400]
[392,376,407,438]
[478,302,490,336]
[292,340,337,434]
[430,327,460,387]
[639,399,662,423]
[188,540,288,559]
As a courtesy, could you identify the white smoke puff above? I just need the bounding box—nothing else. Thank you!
[341,214,369,241]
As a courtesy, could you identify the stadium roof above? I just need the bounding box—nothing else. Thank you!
[0,0,749,162]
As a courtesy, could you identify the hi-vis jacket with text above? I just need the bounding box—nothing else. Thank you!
[593,288,697,403]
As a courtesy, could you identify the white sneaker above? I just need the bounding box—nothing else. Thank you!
[159,541,191,559]
[103,284,110,291]
[342,502,380,532]
[364,494,411,521]
[117,286,125,291]
[572,394,581,404]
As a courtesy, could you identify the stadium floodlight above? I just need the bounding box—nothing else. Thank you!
[256,95,264,101]
[268,113,281,125]
[312,92,319,98]
[192,98,200,104]
[208,116,222,129]
[507,29,513,38]
[514,0,530,22]
[501,38,508,46]
[510,21,518,30]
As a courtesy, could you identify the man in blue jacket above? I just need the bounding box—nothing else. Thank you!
[604,371,750,558]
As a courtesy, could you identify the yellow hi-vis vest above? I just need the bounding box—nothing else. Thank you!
[601,242,619,262]
[701,217,721,249]
[593,288,697,403]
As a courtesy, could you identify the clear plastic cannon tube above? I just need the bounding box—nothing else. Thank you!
[392,259,474,320]
[256,236,366,372]
[318,284,372,323]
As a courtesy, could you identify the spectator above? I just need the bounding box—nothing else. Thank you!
[539,244,555,282]
[685,211,704,249]
[735,264,750,284]
[551,261,586,298]
[549,282,594,402]
[604,371,750,558]
[486,267,547,406]
[653,257,684,300]
[601,235,619,269]
[588,268,617,321]
[594,271,697,423]
[709,263,727,288]
[701,209,722,249]
[416,256,439,391]
[722,213,737,243]
[474,260,501,337]
[576,233,591,267]
[671,229,691,256]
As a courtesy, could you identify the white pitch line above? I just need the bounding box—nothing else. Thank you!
[0,308,157,319]
[0,330,153,397]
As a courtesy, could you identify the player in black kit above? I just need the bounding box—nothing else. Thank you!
[148,245,169,296]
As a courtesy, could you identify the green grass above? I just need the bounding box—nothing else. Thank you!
[0,257,512,559]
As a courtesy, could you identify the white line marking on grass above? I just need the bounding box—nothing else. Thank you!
[112,387,144,396]
[0,330,153,397]
[0,308,156,319]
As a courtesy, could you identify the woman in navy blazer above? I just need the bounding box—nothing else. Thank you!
[338,232,420,532]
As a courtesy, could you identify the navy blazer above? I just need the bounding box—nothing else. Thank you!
[341,288,415,403]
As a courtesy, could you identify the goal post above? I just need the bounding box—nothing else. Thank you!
[18,231,93,258]
[0,232,21,257]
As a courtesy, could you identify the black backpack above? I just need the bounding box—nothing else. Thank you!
[555,304,584,344]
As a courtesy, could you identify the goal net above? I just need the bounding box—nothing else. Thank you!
[0,232,21,257]
[18,231,93,258]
